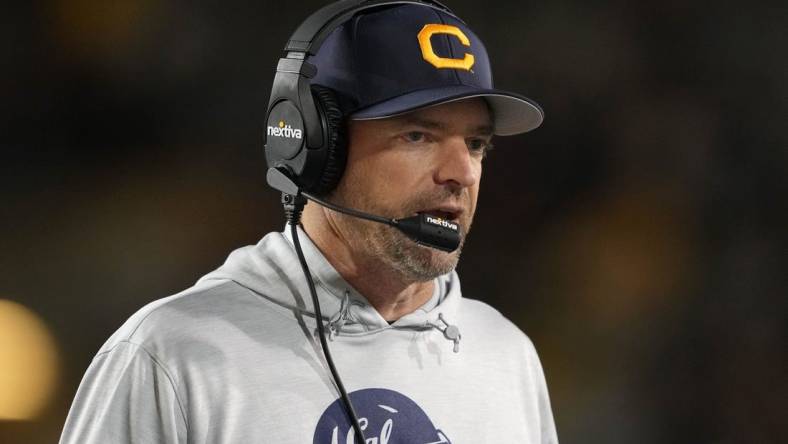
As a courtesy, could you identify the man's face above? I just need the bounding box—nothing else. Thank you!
[327,98,493,282]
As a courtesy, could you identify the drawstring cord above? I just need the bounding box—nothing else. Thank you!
[327,291,364,341]
[427,313,462,353]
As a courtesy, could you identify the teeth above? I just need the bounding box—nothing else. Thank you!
[426,210,453,220]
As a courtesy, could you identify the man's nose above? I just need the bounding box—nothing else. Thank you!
[433,136,480,190]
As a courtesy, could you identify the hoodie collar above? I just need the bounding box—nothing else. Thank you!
[198,224,462,340]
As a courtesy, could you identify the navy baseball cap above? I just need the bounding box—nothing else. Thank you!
[307,4,543,136]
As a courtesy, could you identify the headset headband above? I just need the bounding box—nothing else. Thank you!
[284,0,457,55]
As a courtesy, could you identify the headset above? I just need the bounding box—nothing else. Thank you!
[264,0,458,196]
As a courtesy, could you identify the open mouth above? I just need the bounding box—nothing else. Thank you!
[418,209,460,222]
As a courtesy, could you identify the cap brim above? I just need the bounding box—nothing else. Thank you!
[349,85,544,136]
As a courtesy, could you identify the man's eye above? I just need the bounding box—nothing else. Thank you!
[467,138,494,156]
[404,131,427,143]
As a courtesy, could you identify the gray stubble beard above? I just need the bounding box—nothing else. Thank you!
[372,220,464,282]
[329,188,472,283]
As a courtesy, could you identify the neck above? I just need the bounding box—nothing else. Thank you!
[300,204,434,322]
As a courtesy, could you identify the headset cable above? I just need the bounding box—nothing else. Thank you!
[282,192,366,444]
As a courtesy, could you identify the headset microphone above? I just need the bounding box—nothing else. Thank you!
[267,167,461,252]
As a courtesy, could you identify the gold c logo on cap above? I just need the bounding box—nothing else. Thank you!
[417,24,475,71]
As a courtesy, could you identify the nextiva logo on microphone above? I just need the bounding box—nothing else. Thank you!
[425,216,458,231]
[313,388,451,444]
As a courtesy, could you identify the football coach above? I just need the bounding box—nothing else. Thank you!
[60,1,558,443]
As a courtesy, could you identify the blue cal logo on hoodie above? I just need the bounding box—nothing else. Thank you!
[313,388,451,444]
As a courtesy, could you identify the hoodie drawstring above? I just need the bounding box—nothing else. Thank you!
[428,313,462,353]
[326,291,363,341]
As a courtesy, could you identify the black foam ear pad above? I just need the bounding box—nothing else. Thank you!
[311,85,347,196]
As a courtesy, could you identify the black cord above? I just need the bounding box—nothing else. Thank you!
[283,193,366,443]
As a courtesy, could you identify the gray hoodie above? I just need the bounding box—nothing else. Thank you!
[60,225,558,443]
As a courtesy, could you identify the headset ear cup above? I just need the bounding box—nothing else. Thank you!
[311,85,347,195]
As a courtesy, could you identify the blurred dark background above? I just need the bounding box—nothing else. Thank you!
[1,1,786,443]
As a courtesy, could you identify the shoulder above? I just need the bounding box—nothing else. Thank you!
[98,279,271,356]
[95,231,303,364]
[458,297,540,357]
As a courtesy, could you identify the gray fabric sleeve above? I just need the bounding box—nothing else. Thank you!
[59,340,188,444]
[536,360,559,443]
[530,343,559,444]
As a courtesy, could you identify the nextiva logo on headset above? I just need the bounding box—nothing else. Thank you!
[266,99,305,162]
[267,121,303,140]
[425,215,458,231]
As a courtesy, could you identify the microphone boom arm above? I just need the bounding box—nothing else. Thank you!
[301,191,397,227]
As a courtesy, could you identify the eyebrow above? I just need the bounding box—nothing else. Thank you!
[399,116,495,136]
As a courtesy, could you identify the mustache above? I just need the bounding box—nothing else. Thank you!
[402,188,470,215]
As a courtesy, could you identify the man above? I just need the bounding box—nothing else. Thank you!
[60,2,558,443]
